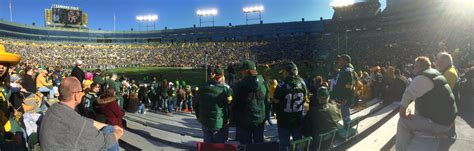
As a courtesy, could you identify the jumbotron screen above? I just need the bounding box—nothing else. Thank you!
[52,8,82,25]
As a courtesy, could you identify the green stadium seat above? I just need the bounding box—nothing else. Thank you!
[290,136,312,151]
[317,128,338,151]
[338,117,361,141]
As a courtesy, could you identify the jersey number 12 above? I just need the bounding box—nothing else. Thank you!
[284,93,304,113]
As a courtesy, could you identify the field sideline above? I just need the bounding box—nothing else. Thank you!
[105,64,327,86]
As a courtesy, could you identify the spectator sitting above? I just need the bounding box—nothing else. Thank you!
[78,83,100,119]
[304,86,341,150]
[386,69,408,103]
[396,56,456,151]
[39,77,123,150]
[126,89,143,114]
[20,66,36,94]
[96,87,125,128]
[36,70,55,101]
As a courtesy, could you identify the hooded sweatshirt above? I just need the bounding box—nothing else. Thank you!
[95,97,124,128]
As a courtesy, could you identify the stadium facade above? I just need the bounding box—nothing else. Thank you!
[0,19,324,43]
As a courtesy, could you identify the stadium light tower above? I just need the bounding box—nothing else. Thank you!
[243,5,264,25]
[9,0,13,22]
[331,0,355,8]
[197,8,218,27]
[136,14,158,31]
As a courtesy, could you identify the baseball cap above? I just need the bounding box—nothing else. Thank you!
[241,60,256,70]
[282,61,298,75]
[75,60,83,65]
[337,54,352,63]
[214,68,224,77]
[317,86,330,98]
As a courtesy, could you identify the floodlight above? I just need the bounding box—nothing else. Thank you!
[136,15,158,22]
[196,8,218,16]
[243,5,264,13]
[331,0,355,8]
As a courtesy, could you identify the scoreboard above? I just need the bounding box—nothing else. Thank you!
[45,4,88,28]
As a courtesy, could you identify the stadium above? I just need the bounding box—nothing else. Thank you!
[0,0,473,150]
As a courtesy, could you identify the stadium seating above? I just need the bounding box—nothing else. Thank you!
[196,142,238,151]
[338,117,361,141]
[290,136,312,151]
[317,128,338,151]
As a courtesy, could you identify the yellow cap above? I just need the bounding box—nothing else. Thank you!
[0,44,21,66]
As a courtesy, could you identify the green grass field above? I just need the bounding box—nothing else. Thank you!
[106,67,206,86]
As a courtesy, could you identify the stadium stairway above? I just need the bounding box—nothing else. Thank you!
[117,96,474,150]
[346,95,474,151]
[347,114,400,150]
[333,101,400,149]
[119,98,391,149]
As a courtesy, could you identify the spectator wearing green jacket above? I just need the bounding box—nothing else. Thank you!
[107,74,124,109]
[195,68,232,143]
[304,87,341,150]
[232,60,268,145]
[92,69,106,94]
[332,54,356,129]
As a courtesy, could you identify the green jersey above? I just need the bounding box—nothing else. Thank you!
[233,75,268,129]
[332,64,356,106]
[197,80,232,131]
[274,76,308,128]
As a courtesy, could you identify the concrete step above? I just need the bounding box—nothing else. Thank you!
[125,112,279,141]
[338,99,385,126]
[348,114,399,150]
[334,102,400,147]
[125,116,200,149]
[120,128,183,151]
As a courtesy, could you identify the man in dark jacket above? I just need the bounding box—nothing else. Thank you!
[233,60,268,145]
[332,54,356,129]
[195,68,232,143]
[274,62,309,149]
[71,60,85,84]
[305,87,341,150]
[20,66,37,93]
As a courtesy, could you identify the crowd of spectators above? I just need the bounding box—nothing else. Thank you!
[1,6,474,150]
[0,38,323,69]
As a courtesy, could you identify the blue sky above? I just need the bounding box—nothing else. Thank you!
[0,0,386,31]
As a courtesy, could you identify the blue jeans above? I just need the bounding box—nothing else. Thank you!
[341,104,351,129]
[202,125,229,143]
[186,98,193,111]
[278,126,303,150]
[161,98,168,112]
[168,98,176,112]
[38,86,55,99]
[137,104,145,114]
[236,125,264,145]
[101,126,119,151]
